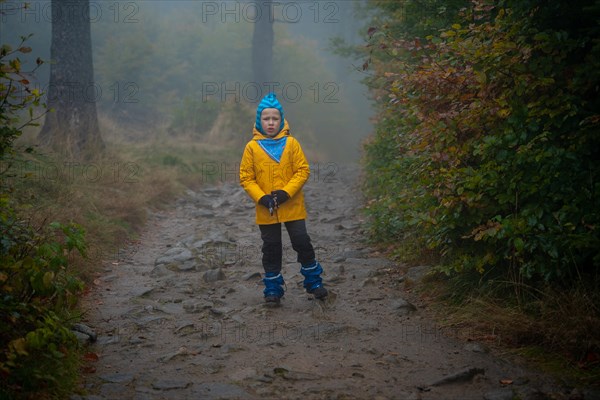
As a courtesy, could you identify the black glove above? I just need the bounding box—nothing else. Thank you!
[271,190,290,207]
[259,195,275,215]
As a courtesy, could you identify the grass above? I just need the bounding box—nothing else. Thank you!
[415,270,600,388]
[1,111,242,399]
[11,120,241,282]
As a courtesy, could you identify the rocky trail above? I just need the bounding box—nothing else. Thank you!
[76,164,569,400]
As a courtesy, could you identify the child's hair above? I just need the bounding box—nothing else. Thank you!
[255,92,285,134]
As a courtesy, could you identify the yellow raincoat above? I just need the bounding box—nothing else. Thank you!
[239,120,309,225]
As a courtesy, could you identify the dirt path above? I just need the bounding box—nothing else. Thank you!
[77,164,564,400]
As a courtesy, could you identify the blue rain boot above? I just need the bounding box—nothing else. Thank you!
[263,272,285,304]
[300,261,328,299]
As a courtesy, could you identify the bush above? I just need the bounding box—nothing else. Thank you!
[361,1,600,363]
[1,11,87,398]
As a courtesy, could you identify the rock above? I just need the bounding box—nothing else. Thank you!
[210,306,232,316]
[425,367,485,388]
[149,265,171,277]
[203,268,225,283]
[390,298,417,315]
[135,315,168,327]
[361,277,378,287]
[73,331,92,345]
[405,265,431,281]
[99,274,118,282]
[72,323,97,342]
[332,254,347,262]
[158,346,189,362]
[483,389,515,400]
[100,373,134,384]
[340,222,360,230]
[195,210,215,218]
[256,374,274,383]
[463,342,489,353]
[346,257,391,267]
[173,260,196,271]
[243,271,262,281]
[326,275,346,284]
[99,383,128,398]
[96,334,120,345]
[128,336,145,345]
[151,379,191,390]
[321,215,345,224]
[273,367,321,381]
[155,247,193,266]
[182,300,212,313]
[191,382,251,398]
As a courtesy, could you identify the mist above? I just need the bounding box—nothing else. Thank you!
[1,0,373,162]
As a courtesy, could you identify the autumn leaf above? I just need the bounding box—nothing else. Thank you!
[84,352,99,361]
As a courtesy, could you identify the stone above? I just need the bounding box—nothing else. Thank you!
[203,268,225,283]
[405,265,431,281]
[390,298,417,315]
[463,342,489,353]
[191,382,251,398]
[99,274,118,282]
[155,247,193,266]
[182,300,212,313]
[72,323,97,342]
[427,367,485,387]
[483,389,515,400]
[243,271,262,281]
[100,373,134,384]
[151,379,191,390]
[73,331,91,345]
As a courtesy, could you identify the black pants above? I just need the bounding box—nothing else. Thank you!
[259,219,316,274]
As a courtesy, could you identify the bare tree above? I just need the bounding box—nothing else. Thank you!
[251,0,274,94]
[39,0,103,157]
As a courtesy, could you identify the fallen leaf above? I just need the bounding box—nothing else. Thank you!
[500,379,513,385]
[84,352,99,361]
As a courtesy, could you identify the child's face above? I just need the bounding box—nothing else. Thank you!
[260,108,282,137]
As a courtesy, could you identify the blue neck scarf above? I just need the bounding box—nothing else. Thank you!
[257,137,287,163]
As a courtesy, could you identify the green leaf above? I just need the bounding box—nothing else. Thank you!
[514,238,524,252]
[43,271,55,288]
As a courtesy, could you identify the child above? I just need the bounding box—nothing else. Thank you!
[239,92,328,305]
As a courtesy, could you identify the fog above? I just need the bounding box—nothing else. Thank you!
[1,0,373,162]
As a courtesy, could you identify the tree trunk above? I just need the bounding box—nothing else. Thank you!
[251,0,274,98]
[39,0,103,158]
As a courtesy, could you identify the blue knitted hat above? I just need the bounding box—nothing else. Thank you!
[256,92,284,134]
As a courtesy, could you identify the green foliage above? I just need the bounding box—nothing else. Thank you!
[0,34,46,158]
[362,1,600,285]
[0,209,86,398]
[359,0,600,363]
[1,6,87,397]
